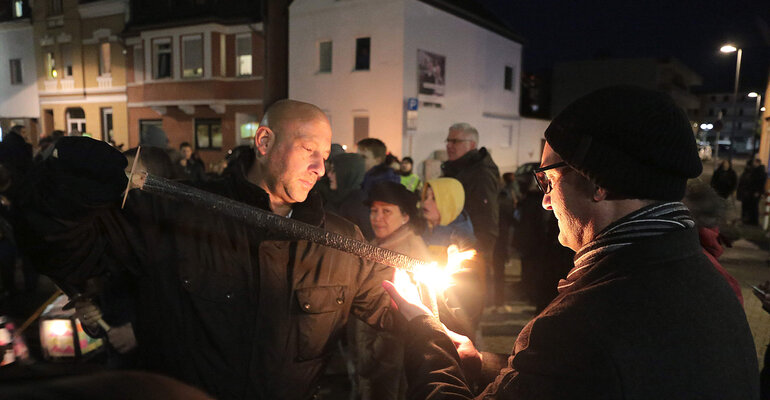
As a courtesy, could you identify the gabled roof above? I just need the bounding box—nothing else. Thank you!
[418,0,525,44]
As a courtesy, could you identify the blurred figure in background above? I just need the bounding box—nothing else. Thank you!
[492,172,518,311]
[179,142,206,183]
[399,157,421,193]
[354,181,429,400]
[737,158,767,225]
[710,159,737,199]
[357,138,400,195]
[324,153,373,240]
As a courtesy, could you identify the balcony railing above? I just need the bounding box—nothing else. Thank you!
[97,75,113,88]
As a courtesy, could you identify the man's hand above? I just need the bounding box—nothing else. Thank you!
[107,323,138,354]
[74,299,103,331]
[382,270,433,321]
[757,281,770,313]
[444,326,482,378]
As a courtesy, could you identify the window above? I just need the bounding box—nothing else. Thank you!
[61,44,72,77]
[504,66,513,91]
[355,37,370,70]
[236,35,252,76]
[101,108,113,143]
[353,116,369,143]
[99,42,111,76]
[45,50,56,79]
[739,108,744,116]
[219,34,226,76]
[236,112,259,144]
[12,0,23,18]
[49,0,62,15]
[196,119,223,149]
[9,59,22,84]
[140,119,162,140]
[182,35,203,78]
[153,39,172,79]
[319,41,332,73]
[133,46,144,82]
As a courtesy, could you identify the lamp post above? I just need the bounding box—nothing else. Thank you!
[721,44,742,161]
[749,92,763,154]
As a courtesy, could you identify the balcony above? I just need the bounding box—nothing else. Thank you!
[97,75,113,88]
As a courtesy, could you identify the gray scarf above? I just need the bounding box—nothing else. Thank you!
[557,202,695,293]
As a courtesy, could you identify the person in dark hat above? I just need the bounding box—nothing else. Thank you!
[351,180,429,400]
[381,85,758,399]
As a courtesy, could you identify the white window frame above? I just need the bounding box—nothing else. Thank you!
[9,59,22,84]
[318,40,332,73]
[152,38,173,80]
[98,42,111,76]
[133,45,144,83]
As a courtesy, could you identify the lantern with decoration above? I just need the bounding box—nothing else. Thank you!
[39,294,103,361]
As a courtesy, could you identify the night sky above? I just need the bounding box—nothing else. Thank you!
[477,0,770,94]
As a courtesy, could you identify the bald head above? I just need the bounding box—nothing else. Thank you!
[260,100,329,143]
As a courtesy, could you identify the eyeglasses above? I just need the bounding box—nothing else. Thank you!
[532,161,568,194]
[445,138,472,144]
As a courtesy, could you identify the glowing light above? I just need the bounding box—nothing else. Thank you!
[51,68,58,78]
[342,144,348,151]
[48,320,69,336]
[414,245,476,292]
[761,107,766,112]
[749,92,759,98]
[720,45,737,53]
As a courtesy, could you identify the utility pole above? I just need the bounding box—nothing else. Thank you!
[262,0,292,109]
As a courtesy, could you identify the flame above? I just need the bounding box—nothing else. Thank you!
[414,245,476,292]
[48,320,70,337]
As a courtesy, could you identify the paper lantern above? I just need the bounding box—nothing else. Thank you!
[39,294,103,360]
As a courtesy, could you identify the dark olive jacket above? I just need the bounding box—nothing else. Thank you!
[403,228,759,399]
[441,148,500,252]
[17,158,397,400]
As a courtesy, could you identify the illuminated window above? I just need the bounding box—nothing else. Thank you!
[196,119,222,149]
[9,59,22,84]
[133,46,144,82]
[12,1,23,18]
[319,41,332,73]
[49,0,62,15]
[99,42,111,76]
[45,50,56,79]
[182,35,203,78]
[240,122,259,139]
[236,35,252,76]
[153,40,172,79]
[355,37,370,71]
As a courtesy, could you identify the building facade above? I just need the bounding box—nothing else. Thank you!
[31,0,129,146]
[699,92,764,155]
[289,0,545,173]
[0,0,39,140]
[124,0,263,167]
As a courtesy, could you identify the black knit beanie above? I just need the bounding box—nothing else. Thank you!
[544,85,702,201]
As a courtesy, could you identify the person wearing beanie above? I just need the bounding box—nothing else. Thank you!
[323,152,373,240]
[382,85,758,399]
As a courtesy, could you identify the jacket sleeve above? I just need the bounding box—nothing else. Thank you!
[464,167,500,248]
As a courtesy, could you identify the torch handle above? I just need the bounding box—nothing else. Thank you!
[97,318,111,332]
[134,174,429,273]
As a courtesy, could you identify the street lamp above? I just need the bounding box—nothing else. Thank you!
[720,43,742,161]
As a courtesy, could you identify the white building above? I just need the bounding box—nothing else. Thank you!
[289,0,548,174]
[0,1,39,140]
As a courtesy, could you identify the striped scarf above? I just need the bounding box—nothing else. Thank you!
[557,202,695,293]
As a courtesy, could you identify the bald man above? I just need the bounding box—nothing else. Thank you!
[16,100,399,399]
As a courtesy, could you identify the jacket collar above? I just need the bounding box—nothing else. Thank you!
[441,147,490,176]
[227,168,326,227]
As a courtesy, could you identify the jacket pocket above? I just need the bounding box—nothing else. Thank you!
[295,285,347,361]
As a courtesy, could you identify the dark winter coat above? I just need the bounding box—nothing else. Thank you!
[402,228,758,399]
[16,140,398,400]
[361,163,401,196]
[441,148,500,253]
[710,166,737,198]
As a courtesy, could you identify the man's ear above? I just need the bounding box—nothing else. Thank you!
[593,186,609,202]
[254,126,273,156]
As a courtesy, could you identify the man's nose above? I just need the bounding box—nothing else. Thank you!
[542,192,553,211]
[310,152,325,176]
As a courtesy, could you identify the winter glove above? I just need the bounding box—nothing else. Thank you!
[107,323,137,354]
[74,299,103,332]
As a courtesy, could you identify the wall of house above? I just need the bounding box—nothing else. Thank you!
[403,0,525,173]
[289,0,406,156]
[0,22,39,121]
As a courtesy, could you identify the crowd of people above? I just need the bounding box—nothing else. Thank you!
[0,86,765,399]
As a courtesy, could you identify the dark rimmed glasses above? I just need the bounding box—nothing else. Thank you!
[532,162,568,194]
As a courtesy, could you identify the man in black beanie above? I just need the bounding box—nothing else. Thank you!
[381,86,759,399]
